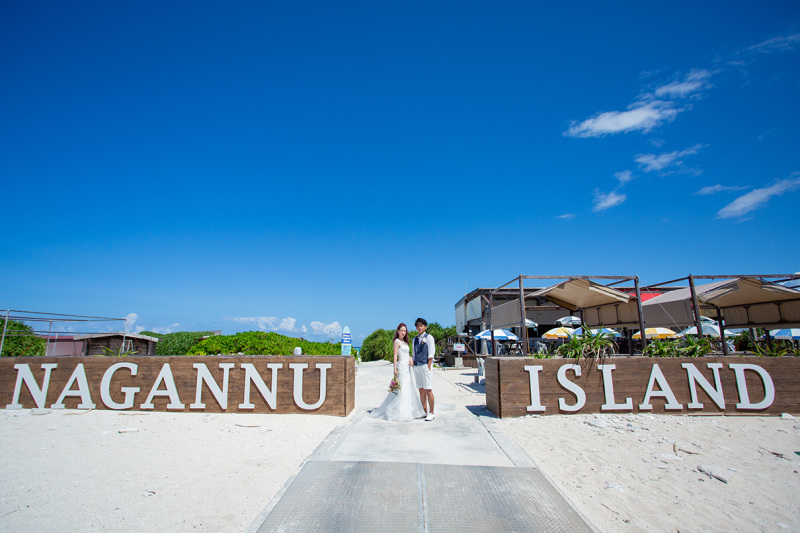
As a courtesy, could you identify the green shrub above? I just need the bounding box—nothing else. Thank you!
[141,331,215,355]
[360,329,394,362]
[1,319,46,357]
[187,331,340,356]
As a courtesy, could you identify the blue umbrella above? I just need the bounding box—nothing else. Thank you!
[475,329,519,341]
[769,328,800,340]
[572,327,620,337]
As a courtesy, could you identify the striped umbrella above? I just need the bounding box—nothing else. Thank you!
[555,316,582,327]
[542,327,575,339]
[633,327,678,339]
[769,328,800,340]
[679,324,735,338]
[474,329,519,341]
[572,327,620,337]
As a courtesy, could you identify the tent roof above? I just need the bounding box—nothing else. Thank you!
[526,278,632,311]
[642,277,800,329]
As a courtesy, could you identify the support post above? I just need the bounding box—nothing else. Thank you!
[519,275,528,356]
[716,306,728,356]
[688,274,704,338]
[0,309,9,356]
[634,277,647,351]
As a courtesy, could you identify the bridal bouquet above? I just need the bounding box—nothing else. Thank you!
[388,373,401,395]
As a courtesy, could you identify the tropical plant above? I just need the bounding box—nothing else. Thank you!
[556,335,584,359]
[753,342,788,357]
[679,335,713,357]
[555,328,615,359]
[0,319,46,357]
[642,339,681,357]
[99,346,137,357]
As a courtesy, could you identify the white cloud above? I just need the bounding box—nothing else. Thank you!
[654,69,713,99]
[695,184,749,195]
[564,101,679,138]
[277,317,297,332]
[592,191,626,212]
[225,316,278,331]
[149,323,180,334]
[744,33,800,55]
[225,316,342,339]
[311,321,343,339]
[635,144,704,173]
[125,313,139,332]
[556,213,575,220]
[615,170,634,186]
[717,177,800,219]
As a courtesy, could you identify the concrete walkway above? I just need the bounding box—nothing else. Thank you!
[247,361,597,532]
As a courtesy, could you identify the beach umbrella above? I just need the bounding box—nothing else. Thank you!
[474,329,519,341]
[769,328,800,340]
[542,327,575,339]
[679,324,735,337]
[633,327,678,339]
[555,316,582,327]
[572,327,620,337]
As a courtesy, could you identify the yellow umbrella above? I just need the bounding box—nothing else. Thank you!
[543,327,575,339]
[633,327,677,339]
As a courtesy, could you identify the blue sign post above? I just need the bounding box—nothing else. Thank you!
[341,326,352,356]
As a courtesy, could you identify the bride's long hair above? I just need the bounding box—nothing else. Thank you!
[394,323,410,344]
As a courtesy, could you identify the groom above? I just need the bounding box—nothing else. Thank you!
[413,317,435,421]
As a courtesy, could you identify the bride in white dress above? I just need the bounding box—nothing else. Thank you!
[371,323,426,421]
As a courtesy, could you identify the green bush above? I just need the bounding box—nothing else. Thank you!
[1,319,46,357]
[140,331,215,355]
[360,329,394,362]
[187,331,341,356]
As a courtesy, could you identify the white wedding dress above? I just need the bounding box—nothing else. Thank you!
[371,342,426,421]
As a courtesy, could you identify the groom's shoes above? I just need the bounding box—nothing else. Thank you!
[425,413,435,421]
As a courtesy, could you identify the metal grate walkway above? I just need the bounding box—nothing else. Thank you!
[254,460,594,533]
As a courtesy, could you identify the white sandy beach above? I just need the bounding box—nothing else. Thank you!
[1,362,798,532]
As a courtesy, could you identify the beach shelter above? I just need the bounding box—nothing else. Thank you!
[633,327,678,339]
[475,329,518,341]
[642,277,800,330]
[542,327,575,339]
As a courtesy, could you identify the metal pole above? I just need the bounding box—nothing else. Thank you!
[634,277,648,351]
[519,275,528,356]
[0,310,9,356]
[716,306,728,355]
[688,275,704,338]
[46,321,53,356]
[121,317,128,356]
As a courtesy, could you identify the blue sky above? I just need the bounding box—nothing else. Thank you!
[2,1,799,343]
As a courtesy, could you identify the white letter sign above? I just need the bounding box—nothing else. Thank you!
[729,363,775,410]
[290,363,331,410]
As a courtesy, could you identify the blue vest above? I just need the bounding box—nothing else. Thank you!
[413,334,429,366]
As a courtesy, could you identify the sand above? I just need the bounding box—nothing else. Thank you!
[2,363,799,532]
[497,412,800,533]
[0,409,343,531]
